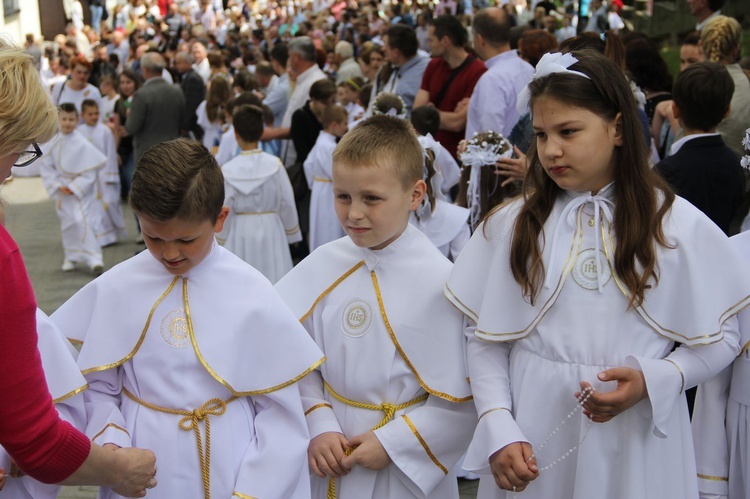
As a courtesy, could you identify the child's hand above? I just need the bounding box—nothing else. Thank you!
[59,186,73,195]
[308,432,349,478]
[578,368,648,423]
[495,146,528,186]
[340,431,391,471]
[0,467,6,490]
[489,442,539,492]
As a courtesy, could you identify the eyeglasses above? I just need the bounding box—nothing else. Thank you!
[14,142,43,167]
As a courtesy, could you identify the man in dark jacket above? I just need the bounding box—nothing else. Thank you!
[175,51,206,142]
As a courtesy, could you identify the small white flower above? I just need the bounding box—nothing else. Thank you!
[741,155,750,170]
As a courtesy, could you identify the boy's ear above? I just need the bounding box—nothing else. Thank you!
[409,179,427,211]
[671,101,681,121]
[213,206,230,233]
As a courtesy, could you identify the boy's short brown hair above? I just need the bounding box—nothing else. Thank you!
[332,115,422,190]
[233,104,264,143]
[321,104,348,129]
[130,138,224,223]
[81,99,99,113]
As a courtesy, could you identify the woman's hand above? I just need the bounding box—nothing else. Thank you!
[107,446,157,498]
[495,146,528,186]
[489,442,539,493]
[578,368,648,423]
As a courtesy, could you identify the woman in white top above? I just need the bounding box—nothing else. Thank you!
[50,55,101,118]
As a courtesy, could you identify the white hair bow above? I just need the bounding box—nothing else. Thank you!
[516,52,590,115]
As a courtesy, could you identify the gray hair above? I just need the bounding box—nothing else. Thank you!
[288,36,316,62]
[335,40,354,60]
[141,52,166,73]
[175,51,195,64]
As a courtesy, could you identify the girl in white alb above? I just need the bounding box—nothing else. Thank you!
[445,52,750,499]
[409,147,469,261]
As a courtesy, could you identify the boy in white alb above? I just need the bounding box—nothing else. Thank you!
[276,115,476,499]
[51,138,324,499]
[0,310,88,499]
[39,103,106,274]
[218,105,301,283]
[78,99,127,245]
[304,105,348,252]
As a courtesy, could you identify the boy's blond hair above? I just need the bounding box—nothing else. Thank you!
[332,115,422,190]
[0,39,59,157]
[130,138,225,223]
[321,104,348,129]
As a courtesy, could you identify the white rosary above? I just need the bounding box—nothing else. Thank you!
[512,386,594,497]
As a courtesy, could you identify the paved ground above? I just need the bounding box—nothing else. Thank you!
[3,176,480,499]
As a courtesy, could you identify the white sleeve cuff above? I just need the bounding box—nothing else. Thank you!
[624,355,682,438]
[305,404,343,438]
[463,408,528,473]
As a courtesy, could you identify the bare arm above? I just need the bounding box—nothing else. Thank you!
[61,443,156,498]
[412,89,430,109]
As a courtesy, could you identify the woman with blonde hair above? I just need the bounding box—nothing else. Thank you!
[701,15,750,157]
[0,38,156,496]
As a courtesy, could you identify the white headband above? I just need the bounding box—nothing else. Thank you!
[516,52,591,115]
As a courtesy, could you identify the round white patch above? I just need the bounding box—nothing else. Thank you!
[160,308,190,348]
[342,299,373,338]
[572,249,611,290]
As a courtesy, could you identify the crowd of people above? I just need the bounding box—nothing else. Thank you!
[2,0,750,497]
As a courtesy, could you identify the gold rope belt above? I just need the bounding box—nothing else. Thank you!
[322,380,428,499]
[313,177,333,183]
[123,388,237,499]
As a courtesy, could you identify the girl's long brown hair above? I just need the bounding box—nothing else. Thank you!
[507,50,674,307]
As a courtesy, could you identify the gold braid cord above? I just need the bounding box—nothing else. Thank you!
[322,380,428,499]
[123,389,237,498]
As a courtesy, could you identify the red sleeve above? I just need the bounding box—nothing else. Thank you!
[0,226,91,484]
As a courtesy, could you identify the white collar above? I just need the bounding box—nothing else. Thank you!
[545,184,616,293]
[670,132,720,155]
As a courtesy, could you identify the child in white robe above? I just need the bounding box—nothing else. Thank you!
[0,310,88,499]
[444,51,750,499]
[409,147,470,261]
[337,78,365,125]
[219,104,302,283]
[78,99,127,245]
[51,138,324,499]
[39,103,106,274]
[304,104,348,252]
[691,134,750,499]
[276,115,476,499]
[411,106,461,199]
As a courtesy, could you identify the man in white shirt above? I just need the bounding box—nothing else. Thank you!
[191,40,211,83]
[334,40,364,84]
[265,36,327,168]
[465,7,534,139]
[688,0,724,30]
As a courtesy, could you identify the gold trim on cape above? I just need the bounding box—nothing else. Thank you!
[81,276,180,374]
[232,493,258,499]
[371,271,472,403]
[52,383,89,404]
[299,261,365,323]
[183,278,325,396]
[697,473,728,482]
